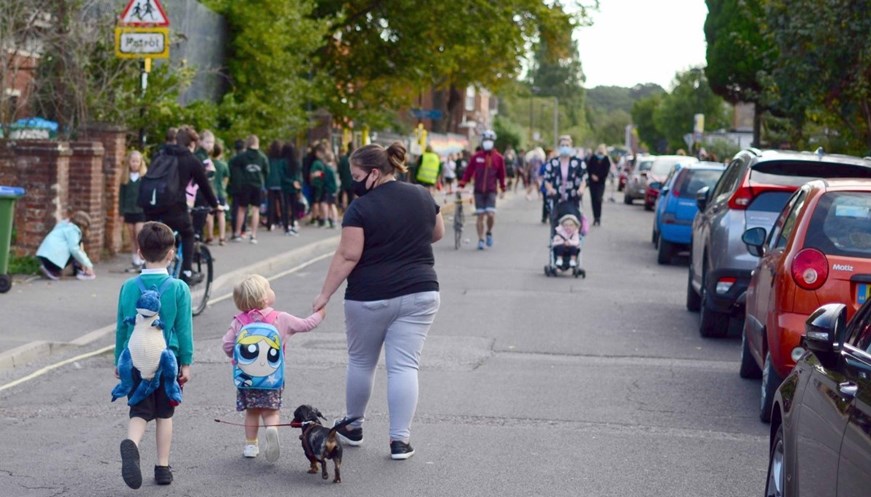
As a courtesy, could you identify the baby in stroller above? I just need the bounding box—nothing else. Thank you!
[545,200,587,278]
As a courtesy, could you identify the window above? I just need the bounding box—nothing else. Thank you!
[711,159,744,204]
[465,87,476,112]
[847,301,871,352]
[766,189,802,249]
[675,169,724,199]
[775,190,807,249]
[804,192,871,258]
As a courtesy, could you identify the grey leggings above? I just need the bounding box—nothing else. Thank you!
[343,291,440,443]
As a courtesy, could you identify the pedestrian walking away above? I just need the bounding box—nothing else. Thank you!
[457,129,506,250]
[119,150,147,270]
[312,142,445,460]
[586,143,612,226]
[221,274,324,462]
[229,135,269,244]
[542,135,587,222]
[140,126,219,286]
[110,222,194,489]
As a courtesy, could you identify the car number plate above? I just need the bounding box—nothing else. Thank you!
[859,283,870,305]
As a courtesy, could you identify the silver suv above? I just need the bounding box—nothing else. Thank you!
[687,148,871,337]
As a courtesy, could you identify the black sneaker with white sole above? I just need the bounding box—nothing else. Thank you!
[333,418,363,446]
[390,441,415,460]
[120,439,142,489]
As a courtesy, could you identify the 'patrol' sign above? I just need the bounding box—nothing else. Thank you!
[114,27,169,59]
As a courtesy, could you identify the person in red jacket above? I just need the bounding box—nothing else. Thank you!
[458,129,506,250]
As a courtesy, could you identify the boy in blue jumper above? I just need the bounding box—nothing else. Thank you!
[114,222,193,488]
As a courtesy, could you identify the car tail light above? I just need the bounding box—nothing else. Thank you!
[728,185,754,210]
[791,248,829,290]
[716,277,736,294]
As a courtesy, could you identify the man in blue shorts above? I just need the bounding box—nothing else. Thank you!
[458,130,507,250]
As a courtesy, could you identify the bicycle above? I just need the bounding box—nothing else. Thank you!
[168,206,214,316]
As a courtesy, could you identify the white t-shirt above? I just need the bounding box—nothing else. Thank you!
[443,159,457,180]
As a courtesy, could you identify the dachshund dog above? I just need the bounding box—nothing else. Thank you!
[290,405,359,483]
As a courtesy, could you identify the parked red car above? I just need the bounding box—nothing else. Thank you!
[740,179,871,421]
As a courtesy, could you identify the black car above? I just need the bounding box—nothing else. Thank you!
[766,300,871,496]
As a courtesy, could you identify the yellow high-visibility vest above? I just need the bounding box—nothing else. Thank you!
[417,152,440,185]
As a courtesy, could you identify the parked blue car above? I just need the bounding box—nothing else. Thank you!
[652,162,725,264]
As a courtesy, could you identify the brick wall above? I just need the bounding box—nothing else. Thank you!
[0,130,128,263]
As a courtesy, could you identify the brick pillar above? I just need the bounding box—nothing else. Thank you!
[82,124,127,255]
[8,141,72,256]
[68,142,105,262]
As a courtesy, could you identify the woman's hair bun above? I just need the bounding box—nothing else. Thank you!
[387,142,408,173]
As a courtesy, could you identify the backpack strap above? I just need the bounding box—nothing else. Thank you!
[235,309,279,327]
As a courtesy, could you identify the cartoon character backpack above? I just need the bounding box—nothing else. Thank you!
[232,311,284,390]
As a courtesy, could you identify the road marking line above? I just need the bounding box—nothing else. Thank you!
[0,252,334,393]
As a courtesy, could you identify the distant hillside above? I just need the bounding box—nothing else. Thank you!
[585,83,666,114]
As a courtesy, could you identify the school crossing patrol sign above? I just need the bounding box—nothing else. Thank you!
[114,0,170,59]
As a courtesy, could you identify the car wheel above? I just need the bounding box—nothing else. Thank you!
[644,201,654,211]
[657,239,674,265]
[760,351,782,423]
[699,264,730,338]
[764,423,785,497]
[686,266,701,312]
[624,193,632,205]
[652,227,659,247]
[739,330,763,379]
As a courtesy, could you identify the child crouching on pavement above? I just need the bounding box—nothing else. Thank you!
[222,274,325,461]
[552,214,583,269]
[113,222,193,489]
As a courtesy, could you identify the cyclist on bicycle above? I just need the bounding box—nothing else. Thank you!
[144,126,218,286]
[458,130,506,250]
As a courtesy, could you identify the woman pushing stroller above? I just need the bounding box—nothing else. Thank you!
[542,135,588,277]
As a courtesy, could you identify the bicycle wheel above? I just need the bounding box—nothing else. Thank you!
[190,242,213,316]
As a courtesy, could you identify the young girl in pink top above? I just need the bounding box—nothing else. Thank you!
[222,274,324,462]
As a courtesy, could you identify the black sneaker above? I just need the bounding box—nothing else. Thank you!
[181,271,204,287]
[120,439,142,489]
[154,465,173,485]
[390,440,415,460]
[333,418,363,446]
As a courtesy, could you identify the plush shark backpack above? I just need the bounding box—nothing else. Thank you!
[232,311,284,390]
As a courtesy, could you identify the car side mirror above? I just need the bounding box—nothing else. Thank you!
[742,227,768,257]
[804,303,847,356]
[696,186,710,211]
[660,185,670,195]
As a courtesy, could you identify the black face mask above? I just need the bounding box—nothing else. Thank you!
[351,170,374,197]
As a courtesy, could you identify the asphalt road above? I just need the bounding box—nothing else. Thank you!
[0,189,769,497]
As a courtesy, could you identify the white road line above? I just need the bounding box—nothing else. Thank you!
[0,252,334,393]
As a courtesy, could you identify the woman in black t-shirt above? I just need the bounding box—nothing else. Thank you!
[313,142,444,460]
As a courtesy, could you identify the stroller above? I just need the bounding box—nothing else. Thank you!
[544,198,587,278]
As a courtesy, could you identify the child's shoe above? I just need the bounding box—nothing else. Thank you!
[154,465,173,485]
[120,439,142,489]
[243,443,259,458]
[477,240,485,250]
[555,257,564,267]
[39,263,60,281]
[76,271,96,281]
[569,258,577,268]
[263,427,280,462]
[249,235,258,245]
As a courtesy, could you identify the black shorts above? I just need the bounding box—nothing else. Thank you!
[234,186,262,207]
[128,367,176,421]
[123,212,146,224]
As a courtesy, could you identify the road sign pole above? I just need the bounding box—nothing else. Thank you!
[139,58,150,150]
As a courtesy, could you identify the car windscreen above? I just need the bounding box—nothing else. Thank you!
[650,159,683,176]
[675,169,723,198]
[804,191,871,258]
[747,191,793,212]
[751,160,871,186]
[638,160,654,172]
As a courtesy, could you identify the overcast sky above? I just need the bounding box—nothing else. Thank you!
[574,0,709,90]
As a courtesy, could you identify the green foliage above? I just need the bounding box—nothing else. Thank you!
[761,0,871,154]
[493,115,523,151]
[653,69,730,152]
[9,254,39,276]
[704,0,768,105]
[632,93,667,152]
